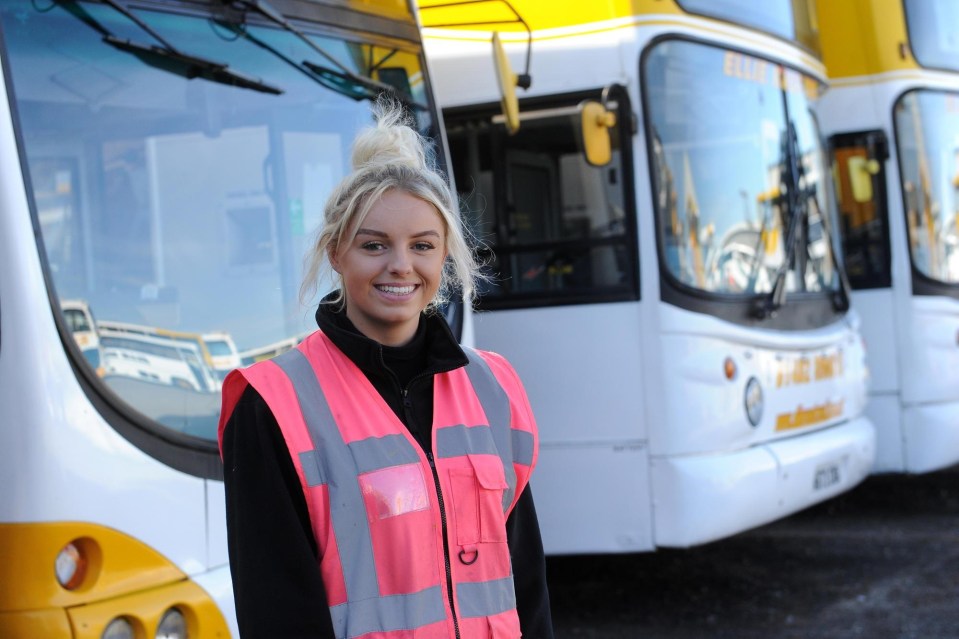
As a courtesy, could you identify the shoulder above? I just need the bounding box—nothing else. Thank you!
[467,347,521,381]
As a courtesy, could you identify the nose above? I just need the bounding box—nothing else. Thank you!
[388,248,413,275]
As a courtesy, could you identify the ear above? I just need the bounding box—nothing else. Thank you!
[328,246,341,274]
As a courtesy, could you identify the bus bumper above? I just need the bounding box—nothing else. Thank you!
[651,416,876,548]
[869,393,959,473]
[0,609,72,636]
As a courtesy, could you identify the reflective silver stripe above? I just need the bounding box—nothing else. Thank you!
[456,576,518,618]
[273,345,522,638]
[348,434,421,474]
[511,429,535,467]
[274,348,447,639]
[274,349,381,602]
[462,348,517,510]
[299,450,327,486]
[330,586,447,638]
[435,424,499,458]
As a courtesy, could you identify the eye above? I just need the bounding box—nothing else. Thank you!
[412,241,436,251]
[360,241,386,251]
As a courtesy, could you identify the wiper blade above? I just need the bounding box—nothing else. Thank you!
[805,191,852,313]
[230,0,426,109]
[53,0,282,95]
[104,36,282,94]
[753,119,849,318]
[753,123,804,319]
[301,61,426,109]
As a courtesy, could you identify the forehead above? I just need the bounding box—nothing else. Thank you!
[358,189,445,232]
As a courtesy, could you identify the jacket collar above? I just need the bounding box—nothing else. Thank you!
[314,297,469,381]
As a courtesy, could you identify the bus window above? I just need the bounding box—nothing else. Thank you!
[677,0,820,55]
[446,89,638,308]
[829,130,892,289]
[894,90,959,285]
[645,40,841,299]
[2,2,440,443]
[902,0,959,73]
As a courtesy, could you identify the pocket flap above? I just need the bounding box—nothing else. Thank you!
[469,454,508,490]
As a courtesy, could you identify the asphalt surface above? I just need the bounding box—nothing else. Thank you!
[546,468,959,639]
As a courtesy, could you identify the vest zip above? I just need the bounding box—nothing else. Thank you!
[425,448,462,639]
[401,377,462,639]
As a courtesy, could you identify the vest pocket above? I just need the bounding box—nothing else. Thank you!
[450,454,509,545]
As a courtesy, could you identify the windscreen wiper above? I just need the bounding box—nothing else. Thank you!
[804,185,852,313]
[226,0,427,109]
[753,120,851,318]
[53,0,282,95]
[753,122,808,319]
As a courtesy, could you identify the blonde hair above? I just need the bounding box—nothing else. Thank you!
[300,99,482,311]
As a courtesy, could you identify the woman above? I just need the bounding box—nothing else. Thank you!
[219,102,554,639]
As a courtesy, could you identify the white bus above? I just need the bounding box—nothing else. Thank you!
[420,0,876,553]
[816,0,959,474]
[61,298,103,372]
[0,0,458,636]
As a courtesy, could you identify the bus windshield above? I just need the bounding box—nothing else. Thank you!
[677,0,819,54]
[894,90,959,285]
[644,40,840,299]
[902,0,959,73]
[1,2,438,439]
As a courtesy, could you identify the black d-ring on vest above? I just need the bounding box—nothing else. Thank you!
[458,548,479,565]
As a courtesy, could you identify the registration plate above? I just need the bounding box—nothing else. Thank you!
[813,462,841,491]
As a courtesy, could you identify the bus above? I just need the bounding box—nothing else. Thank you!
[816,0,959,474]
[0,0,455,636]
[61,299,103,372]
[418,0,877,553]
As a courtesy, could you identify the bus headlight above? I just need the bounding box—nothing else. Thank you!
[54,541,87,590]
[744,376,763,427]
[157,607,188,639]
[102,617,135,639]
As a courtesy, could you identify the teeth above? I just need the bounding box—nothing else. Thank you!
[378,284,415,295]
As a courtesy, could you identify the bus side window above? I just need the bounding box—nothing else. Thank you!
[830,132,892,290]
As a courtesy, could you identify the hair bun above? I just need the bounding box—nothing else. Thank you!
[351,98,429,171]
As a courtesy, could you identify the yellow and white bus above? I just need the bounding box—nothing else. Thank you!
[0,0,455,636]
[816,0,959,474]
[419,0,876,553]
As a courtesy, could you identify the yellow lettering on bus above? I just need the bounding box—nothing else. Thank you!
[775,400,845,431]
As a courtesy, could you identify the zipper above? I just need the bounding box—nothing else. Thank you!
[426,448,461,639]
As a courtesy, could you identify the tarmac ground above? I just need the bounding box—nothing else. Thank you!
[547,468,959,639]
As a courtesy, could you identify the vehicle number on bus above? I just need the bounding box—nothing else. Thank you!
[813,462,841,491]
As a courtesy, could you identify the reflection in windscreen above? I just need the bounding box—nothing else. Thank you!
[895,91,959,284]
[644,40,839,298]
[1,3,436,439]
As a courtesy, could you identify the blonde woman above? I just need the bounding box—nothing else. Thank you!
[219,102,553,639]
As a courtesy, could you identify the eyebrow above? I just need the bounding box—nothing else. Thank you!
[355,228,442,239]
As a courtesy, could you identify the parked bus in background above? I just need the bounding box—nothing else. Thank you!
[202,331,242,381]
[816,0,959,474]
[0,0,456,636]
[418,0,876,554]
[61,298,102,372]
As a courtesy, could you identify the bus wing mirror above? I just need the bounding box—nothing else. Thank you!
[848,155,879,203]
[580,100,617,167]
[492,32,520,135]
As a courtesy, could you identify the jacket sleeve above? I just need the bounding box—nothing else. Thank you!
[506,485,555,638]
[222,385,336,639]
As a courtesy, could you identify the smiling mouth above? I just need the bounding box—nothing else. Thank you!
[376,284,417,295]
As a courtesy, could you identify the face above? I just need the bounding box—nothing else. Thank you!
[331,189,448,346]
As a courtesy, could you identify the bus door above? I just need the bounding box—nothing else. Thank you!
[445,87,648,552]
[830,130,902,468]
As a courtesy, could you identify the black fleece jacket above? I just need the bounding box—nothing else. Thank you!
[222,304,554,638]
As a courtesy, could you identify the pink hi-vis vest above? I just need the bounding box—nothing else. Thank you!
[218,330,539,639]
